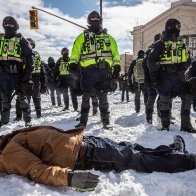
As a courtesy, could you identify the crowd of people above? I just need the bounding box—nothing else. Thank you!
[0,10,196,192]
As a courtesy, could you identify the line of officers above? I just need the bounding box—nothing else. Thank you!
[119,18,196,132]
[0,13,196,132]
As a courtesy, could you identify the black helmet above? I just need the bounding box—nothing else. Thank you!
[87,11,102,25]
[137,50,144,57]
[2,16,19,30]
[48,56,55,63]
[61,47,69,55]
[27,38,35,49]
[154,33,161,42]
[165,18,181,35]
[185,59,196,96]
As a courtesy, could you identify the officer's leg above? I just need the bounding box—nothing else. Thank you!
[98,91,110,126]
[180,93,195,132]
[79,92,91,126]
[70,89,78,111]
[142,85,148,106]
[126,87,129,101]
[192,96,196,111]
[121,87,125,102]
[15,95,22,120]
[62,87,69,110]
[1,91,12,124]
[134,83,141,113]
[50,86,56,106]
[56,88,62,106]
[91,95,98,115]
[32,83,41,118]
[18,93,31,123]
[145,88,157,123]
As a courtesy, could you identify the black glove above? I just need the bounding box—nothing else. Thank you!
[108,79,118,92]
[129,83,135,93]
[112,65,121,79]
[21,70,32,82]
[68,171,99,190]
[20,80,34,96]
[40,85,47,94]
[69,63,78,73]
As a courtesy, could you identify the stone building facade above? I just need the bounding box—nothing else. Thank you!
[131,0,196,58]
[120,53,133,74]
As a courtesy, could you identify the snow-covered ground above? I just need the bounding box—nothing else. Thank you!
[0,90,196,196]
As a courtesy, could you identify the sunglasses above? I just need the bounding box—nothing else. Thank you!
[4,23,15,28]
[90,16,101,21]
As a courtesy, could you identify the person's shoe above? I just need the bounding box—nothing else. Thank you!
[25,121,32,127]
[160,126,169,131]
[75,123,86,129]
[37,114,42,118]
[92,108,98,115]
[14,117,22,121]
[135,109,140,113]
[103,124,113,130]
[146,115,152,124]
[173,135,187,154]
[62,107,69,111]
[180,126,196,133]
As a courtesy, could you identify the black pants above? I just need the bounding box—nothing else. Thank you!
[76,136,195,173]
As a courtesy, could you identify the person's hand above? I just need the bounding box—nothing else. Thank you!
[129,83,135,93]
[40,85,47,94]
[112,65,121,79]
[68,171,99,190]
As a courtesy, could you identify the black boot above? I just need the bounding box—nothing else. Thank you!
[92,107,98,115]
[180,116,196,133]
[36,110,42,118]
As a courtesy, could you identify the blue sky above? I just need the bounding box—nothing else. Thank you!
[43,0,99,18]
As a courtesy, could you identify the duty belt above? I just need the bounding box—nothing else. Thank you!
[160,64,179,73]
[0,64,18,73]
[0,56,23,62]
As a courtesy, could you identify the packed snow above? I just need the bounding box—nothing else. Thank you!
[0,90,196,196]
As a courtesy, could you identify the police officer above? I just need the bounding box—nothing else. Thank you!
[70,11,121,129]
[148,18,195,132]
[128,50,148,113]
[143,33,162,123]
[121,72,129,102]
[55,47,78,111]
[0,16,34,127]
[15,38,47,119]
[45,57,61,106]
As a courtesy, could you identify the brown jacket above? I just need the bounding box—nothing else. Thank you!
[0,126,83,186]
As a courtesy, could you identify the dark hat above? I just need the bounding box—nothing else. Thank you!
[2,16,19,30]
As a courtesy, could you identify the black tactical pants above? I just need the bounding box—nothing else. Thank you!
[70,88,78,111]
[16,82,41,118]
[80,91,109,126]
[0,72,31,124]
[76,136,195,173]
[121,84,129,102]
[133,82,148,113]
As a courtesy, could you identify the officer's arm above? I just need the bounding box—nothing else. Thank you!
[40,64,47,88]
[147,41,164,77]
[70,33,84,65]
[54,58,61,80]
[128,60,135,83]
[109,34,121,66]
[20,37,34,75]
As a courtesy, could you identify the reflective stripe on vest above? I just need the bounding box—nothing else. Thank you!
[134,58,144,83]
[0,34,22,62]
[33,51,41,73]
[59,59,69,75]
[160,40,188,64]
[80,31,113,67]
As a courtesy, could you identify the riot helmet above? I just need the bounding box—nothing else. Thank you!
[165,18,181,37]
[137,50,144,58]
[87,11,102,32]
[154,33,162,42]
[2,16,19,38]
[61,47,69,60]
[27,38,35,49]
[48,56,55,65]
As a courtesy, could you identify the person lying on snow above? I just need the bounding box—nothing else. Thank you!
[0,126,195,191]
